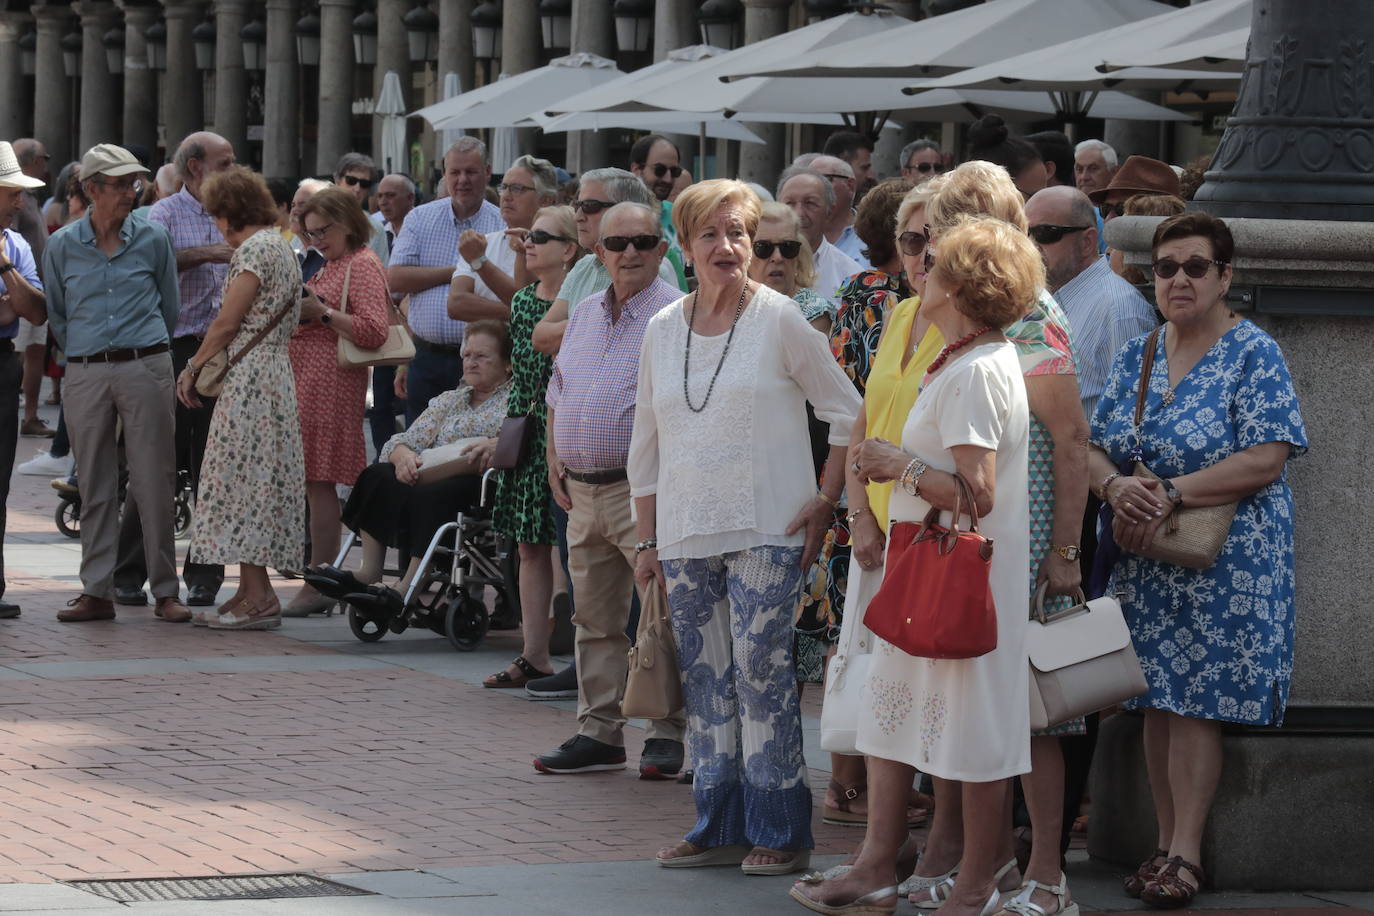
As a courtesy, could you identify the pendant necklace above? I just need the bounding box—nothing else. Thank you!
[683,281,749,413]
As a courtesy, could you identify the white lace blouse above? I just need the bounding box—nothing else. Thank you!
[628,284,861,561]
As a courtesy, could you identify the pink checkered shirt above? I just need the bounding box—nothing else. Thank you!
[148,188,228,339]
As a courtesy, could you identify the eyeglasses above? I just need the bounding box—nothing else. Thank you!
[651,163,683,179]
[752,239,802,259]
[573,198,616,214]
[905,161,943,175]
[600,234,661,252]
[1028,224,1090,245]
[923,248,937,273]
[95,178,143,195]
[304,222,334,242]
[822,172,854,184]
[527,229,571,245]
[897,230,929,257]
[498,182,535,195]
[1151,256,1227,280]
[1098,201,1125,219]
[340,174,374,190]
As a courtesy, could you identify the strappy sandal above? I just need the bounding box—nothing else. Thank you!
[913,857,1015,910]
[208,598,282,630]
[997,874,1079,916]
[1123,848,1168,898]
[483,655,553,689]
[1140,856,1205,909]
[789,883,898,915]
[741,846,810,876]
[823,780,931,829]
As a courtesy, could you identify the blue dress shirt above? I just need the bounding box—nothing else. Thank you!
[0,229,42,339]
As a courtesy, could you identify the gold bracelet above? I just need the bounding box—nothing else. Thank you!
[816,491,840,510]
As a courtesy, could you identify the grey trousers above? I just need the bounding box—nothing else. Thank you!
[64,352,179,600]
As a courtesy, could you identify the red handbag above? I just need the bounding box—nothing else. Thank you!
[863,473,998,659]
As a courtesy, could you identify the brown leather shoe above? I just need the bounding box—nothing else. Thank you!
[57,594,116,622]
[154,596,192,623]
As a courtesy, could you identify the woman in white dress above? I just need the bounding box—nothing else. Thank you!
[792,215,1042,916]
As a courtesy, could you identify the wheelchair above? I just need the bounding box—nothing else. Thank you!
[55,469,194,541]
[331,468,520,652]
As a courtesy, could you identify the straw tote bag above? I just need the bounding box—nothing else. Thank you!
[336,261,416,369]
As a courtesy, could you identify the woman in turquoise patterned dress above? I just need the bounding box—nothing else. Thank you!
[1088,212,1305,909]
[486,206,585,688]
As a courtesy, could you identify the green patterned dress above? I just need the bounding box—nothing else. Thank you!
[491,283,556,545]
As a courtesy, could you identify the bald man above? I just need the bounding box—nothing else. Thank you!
[809,153,868,269]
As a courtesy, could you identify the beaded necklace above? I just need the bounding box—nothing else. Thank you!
[926,325,995,375]
[683,281,749,413]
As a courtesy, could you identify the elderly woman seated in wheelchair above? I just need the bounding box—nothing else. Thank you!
[306,319,512,619]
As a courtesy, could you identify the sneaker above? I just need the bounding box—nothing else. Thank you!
[639,738,685,780]
[17,451,73,477]
[20,418,55,438]
[533,735,626,774]
[525,664,578,699]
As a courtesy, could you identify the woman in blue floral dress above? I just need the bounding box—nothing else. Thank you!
[1088,213,1306,909]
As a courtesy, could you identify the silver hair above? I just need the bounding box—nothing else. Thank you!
[792,152,820,168]
[297,177,330,194]
[1074,138,1118,170]
[597,202,659,241]
[744,181,774,203]
[445,136,489,166]
[900,139,941,167]
[334,152,377,179]
[776,166,835,211]
[580,167,657,210]
[13,139,42,167]
[173,139,206,181]
[381,173,416,196]
[507,155,559,201]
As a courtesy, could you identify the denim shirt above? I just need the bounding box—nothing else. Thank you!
[43,210,180,357]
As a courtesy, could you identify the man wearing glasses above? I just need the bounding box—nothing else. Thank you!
[43,144,188,624]
[333,152,390,265]
[899,139,946,185]
[628,134,690,288]
[809,153,869,270]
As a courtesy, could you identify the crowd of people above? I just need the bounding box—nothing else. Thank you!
[0,112,1307,914]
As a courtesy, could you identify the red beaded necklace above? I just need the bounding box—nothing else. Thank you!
[926,326,996,375]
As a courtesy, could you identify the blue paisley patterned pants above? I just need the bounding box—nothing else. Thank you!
[661,545,814,852]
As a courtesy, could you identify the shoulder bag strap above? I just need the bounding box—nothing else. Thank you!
[227,296,296,369]
[1135,327,1163,428]
[339,259,353,314]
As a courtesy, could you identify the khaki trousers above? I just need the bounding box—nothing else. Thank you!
[566,477,684,746]
[64,353,179,600]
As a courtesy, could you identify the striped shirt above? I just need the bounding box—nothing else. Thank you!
[388,197,504,345]
[546,276,679,472]
[148,188,227,339]
[1053,256,1157,420]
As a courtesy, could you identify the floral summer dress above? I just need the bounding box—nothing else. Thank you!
[189,230,306,570]
[492,283,556,546]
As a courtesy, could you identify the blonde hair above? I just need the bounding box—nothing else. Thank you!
[926,160,1027,235]
[756,202,818,290]
[533,204,585,269]
[672,178,762,247]
[894,173,948,239]
[932,216,1045,329]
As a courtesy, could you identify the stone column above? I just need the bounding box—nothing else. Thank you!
[117,2,159,158]
[316,0,354,174]
[437,0,474,96]
[736,0,790,186]
[33,4,74,163]
[212,0,248,155]
[373,0,408,169]
[262,0,300,177]
[1103,91,1165,160]
[652,0,696,179]
[566,0,612,174]
[75,1,121,154]
[0,13,29,140]
[162,1,204,150]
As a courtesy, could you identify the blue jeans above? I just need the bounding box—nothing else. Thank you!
[405,345,463,426]
[369,365,400,456]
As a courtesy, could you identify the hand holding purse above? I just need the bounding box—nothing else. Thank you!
[335,260,417,369]
[622,583,684,720]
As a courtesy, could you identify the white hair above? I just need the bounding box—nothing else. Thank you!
[1074,139,1118,169]
[297,177,330,193]
[744,182,774,202]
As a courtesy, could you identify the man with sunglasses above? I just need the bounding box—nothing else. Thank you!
[628,135,690,288]
[809,154,870,271]
[44,144,188,624]
[333,152,390,266]
[899,139,944,184]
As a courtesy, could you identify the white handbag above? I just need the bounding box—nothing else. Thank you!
[415,436,486,485]
[819,555,881,754]
[1027,583,1148,730]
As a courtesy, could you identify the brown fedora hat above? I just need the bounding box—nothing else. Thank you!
[1087,154,1180,203]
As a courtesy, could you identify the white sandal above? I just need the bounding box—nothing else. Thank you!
[912,857,1016,910]
[996,874,1079,916]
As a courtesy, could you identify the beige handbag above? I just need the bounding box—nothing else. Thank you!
[1129,327,1237,569]
[415,436,486,485]
[622,583,684,720]
[1027,583,1148,731]
[335,260,417,369]
[195,297,297,398]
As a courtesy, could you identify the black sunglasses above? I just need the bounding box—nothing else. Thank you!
[1098,201,1125,219]
[573,198,616,214]
[527,229,571,245]
[1152,256,1227,280]
[341,174,374,190]
[1028,224,1090,245]
[923,247,936,272]
[600,234,661,252]
[897,230,929,257]
[651,163,683,179]
[753,239,801,259]
[907,161,943,174]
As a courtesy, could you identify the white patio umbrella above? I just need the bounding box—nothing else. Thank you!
[534,110,766,144]
[413,53,623,130]
[887,88,1192,123]
[437,72,466,155]
[375,71,408,176]
[1098,26,1249,73]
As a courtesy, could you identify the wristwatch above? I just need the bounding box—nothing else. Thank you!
[0,263,15,276]
[468,254,489,271]
[1161,478,1184,507]
[1054,545,1081,561]
[319,309,333,325]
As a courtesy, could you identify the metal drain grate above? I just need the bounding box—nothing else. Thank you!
[65,873,374,903]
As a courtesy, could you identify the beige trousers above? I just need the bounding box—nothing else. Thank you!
[64,353,179,600]
[566,477,685,746]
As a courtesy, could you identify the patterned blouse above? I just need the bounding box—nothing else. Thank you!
[793,286,837,324]
[380,379,513,461]
[829,268,910,393]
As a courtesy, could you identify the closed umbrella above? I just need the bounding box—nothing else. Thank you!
[375,71,407,177]
[437,72,466,155]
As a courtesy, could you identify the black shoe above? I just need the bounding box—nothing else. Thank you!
[677,769,695,785]
[0,602,19,619]
[525,664,578,699]
[302,564,370,600]
[114,587,148,606]
[547,592,575,656]
[533,735,626,774]
[185,585,218,606]
[639,738,684,781]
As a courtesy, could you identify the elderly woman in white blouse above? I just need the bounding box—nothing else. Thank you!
[629,180,861,877]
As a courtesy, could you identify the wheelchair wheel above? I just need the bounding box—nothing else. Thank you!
[55,498,81,539]
[173,495,193,539]
[347,605,388,642]
[444,593,489,652]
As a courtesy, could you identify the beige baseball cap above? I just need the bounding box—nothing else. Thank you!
[0,141,45,190]
[80,143,150,180]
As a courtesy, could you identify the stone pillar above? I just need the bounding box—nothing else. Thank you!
[373,0,408,168]
[652,0,696,180]
[316,0,354,174]
[262,0,300,177]
[1103,91,1164,161]
[566,0,612,174]
[118,3,159,158]
[0,13,29,140]
[736,0,790,186]
[437,0,474,96]
[74,1,122,155]
[162,1,204,150]
[33,5,74,163]
[212,0,248,156]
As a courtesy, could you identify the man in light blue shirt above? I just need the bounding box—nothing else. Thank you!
[41,143,188,625]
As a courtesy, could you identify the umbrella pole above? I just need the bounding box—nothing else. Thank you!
[699,121,707,181]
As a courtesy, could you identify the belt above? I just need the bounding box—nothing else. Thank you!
[70,342,171,365]
[565,467,628,485]
[413,337,463,356]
